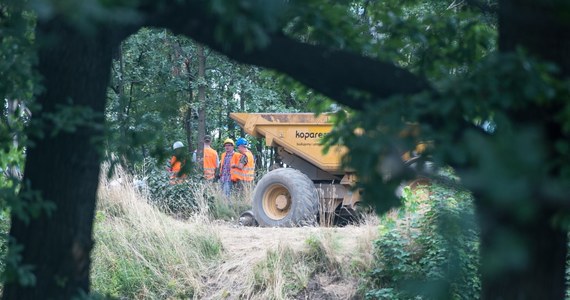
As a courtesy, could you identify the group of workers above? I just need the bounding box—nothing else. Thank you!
[168,135,255,197]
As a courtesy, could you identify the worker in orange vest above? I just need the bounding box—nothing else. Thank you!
[202,135,219,180]
[168,141,187,184]
[235,137,255,185]
[218,138,242,197]
[193,135,220,180]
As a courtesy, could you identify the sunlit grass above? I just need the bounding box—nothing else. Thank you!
[91,164,380,299]
[242,227,378,299]
[92,164,223,298]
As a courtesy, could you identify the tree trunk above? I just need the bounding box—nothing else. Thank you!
[184,76,194,158]
[478,203,567,299]
[2,19,124,299]
[499,0,570,75]
[226,108,235,139]
[477,1,570,298]
[255,138,262,172]
[117,43,130,168]
[196,44,206,168]
[239,90,245,137]
[217,103,223,141]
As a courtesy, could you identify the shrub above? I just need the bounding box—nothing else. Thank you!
[142,158,201,218]
[364,178,480,299]
[137,158,252,221]
[0,209,9,293]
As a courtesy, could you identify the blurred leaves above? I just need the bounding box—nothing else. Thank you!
[321,1,570,227]
[365,179,480,299]
[208,0,288,51]
[30,0,142,34]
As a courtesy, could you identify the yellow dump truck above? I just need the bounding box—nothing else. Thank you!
[230,112,360,227]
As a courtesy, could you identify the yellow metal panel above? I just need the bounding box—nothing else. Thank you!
[230,113,344,173]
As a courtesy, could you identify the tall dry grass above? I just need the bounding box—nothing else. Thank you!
[92,164,225,299]
[91,164,379,299]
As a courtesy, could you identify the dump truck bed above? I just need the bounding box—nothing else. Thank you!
[230,113,345,174]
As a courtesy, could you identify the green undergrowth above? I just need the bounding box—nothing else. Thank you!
[0,209,9,296]
[137,158,252,221]
[363,176,481,299]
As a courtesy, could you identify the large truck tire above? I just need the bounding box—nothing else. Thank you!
[252,168,319,227]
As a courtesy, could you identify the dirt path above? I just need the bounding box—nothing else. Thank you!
[199,221,378,299]
[217,224,375,259]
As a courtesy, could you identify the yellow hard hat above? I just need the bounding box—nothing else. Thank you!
[223,138,235,146]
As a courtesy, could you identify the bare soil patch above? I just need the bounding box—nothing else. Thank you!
[199,221,378,299]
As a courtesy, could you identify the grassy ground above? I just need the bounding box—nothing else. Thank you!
[0,164,478,299]
[93,168,224,298]
[91,166,378,299]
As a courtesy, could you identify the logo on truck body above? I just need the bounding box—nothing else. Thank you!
[295,130,327,140]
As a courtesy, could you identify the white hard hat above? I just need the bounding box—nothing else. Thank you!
[173,141,184,150]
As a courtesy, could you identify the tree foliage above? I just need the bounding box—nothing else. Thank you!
[0,1,38,290]
[104,27,314,169]
[365,176,480,299]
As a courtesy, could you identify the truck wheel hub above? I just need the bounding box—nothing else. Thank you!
[275,195,288,210]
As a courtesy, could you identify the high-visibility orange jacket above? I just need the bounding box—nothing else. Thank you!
[220,151,243,182]
[236,150,255,181]
[169,156,186,184]
[203,147,219,180]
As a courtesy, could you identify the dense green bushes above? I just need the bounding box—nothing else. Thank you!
[0,210,8,287]
[135,159,250,221]
[137,159,200,217]
[364,179,480,299]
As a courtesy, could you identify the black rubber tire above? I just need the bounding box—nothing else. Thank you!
[239,210,258,227]
[252,168,319,227]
